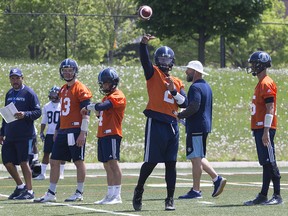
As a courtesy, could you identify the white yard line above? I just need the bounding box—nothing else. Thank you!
[47,202,141,216]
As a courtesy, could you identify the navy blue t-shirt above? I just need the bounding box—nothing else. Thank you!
[185,79,212,134]
[1,85,41,141]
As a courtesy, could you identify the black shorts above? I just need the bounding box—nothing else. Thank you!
[97,136,121,162]
[2,138,33,165]
[51,132,85,162]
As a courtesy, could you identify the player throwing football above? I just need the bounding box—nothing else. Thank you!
[132,34,188,211]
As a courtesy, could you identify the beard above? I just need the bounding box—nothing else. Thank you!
[186,74,194,82]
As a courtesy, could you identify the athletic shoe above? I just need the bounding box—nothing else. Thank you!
[212,175,227,197]
[8,186,27,200]
[263,194,283,205]
[94,195,114,204]
[243,193,267,206]
[108,195,122,204]
[14,191,34,200]
[34,190,56,203]
[178,189,202,199]
[132,188,144,211]
[33,174,46,180]
[94,195,122,205]
[165,197,175,211]
[65,190,83,202]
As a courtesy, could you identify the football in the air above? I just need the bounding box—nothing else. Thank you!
[138,5,153,20]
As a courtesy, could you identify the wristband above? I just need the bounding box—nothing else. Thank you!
[86,104,95,111]
[80,118,89,132]
[173,92,185,105]
[264,114,273,128]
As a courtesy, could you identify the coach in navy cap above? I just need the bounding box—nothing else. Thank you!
[9,68,23,77]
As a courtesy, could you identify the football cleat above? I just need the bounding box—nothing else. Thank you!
[165,197,175,211]
[132,188,144,211]
[65,190,83,202]
[94,195,122,205]
[263,194,283,205]
[14,191,34,200]
[34,190,56,203]
[8,186,27,200]
[244,193,267,206]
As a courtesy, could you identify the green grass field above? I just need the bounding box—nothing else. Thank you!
[0,61,288,163]
[0,165,287,216]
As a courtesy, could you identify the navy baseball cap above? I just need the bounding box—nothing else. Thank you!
[9,68,23,77]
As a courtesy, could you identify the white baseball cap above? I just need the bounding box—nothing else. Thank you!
[186,60,209,75]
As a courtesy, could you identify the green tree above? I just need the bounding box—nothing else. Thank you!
[136,0,271,65]
[0,0,141,64]
[225,0,288,68]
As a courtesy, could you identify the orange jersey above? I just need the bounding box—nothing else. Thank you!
[97,89,126,138]
[59,80,92,129]
[145,66,184,117]
[251,75,277,129]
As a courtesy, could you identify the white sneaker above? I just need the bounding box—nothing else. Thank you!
[109,195,122,204]
[34,191,56,203]
[94,195,122,205]
[33,174,46,180]
[65,190,83,202]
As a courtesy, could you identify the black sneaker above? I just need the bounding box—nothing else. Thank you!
[263,194,283,205]
[244,193,268,206]
[14,191,34,200]
[132,188,144,211]
[8,186,27,200]
[165,197,175,211]
[212,176,227,197]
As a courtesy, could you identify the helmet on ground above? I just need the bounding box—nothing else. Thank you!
[48,86,60,103]
[247,51,271,76]
[98,68,119,95]
[154,46,175,73]
[30,160,42,178]
[59,58,79,81]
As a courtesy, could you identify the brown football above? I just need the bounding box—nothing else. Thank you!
[138,5,153,20]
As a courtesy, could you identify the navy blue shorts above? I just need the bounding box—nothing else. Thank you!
[253,128,276,165]
[144,118,179,163]
[1,138,33,165]
[43,134,54,153]
[186,133,208,159]
[97,136,121,162]
[51,132,85,162]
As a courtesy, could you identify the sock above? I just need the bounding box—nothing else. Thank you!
[49,183,57,194]
[212,176,219,182]
[41,164,47,175]
[17,184,25,189]
[107,186,114,197]
[60,164,65,176]
[33,153,39,161]
[28,190,33,194]
[77,182,84,193]
[113,185,121,196]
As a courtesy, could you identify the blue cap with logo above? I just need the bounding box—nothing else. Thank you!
[9,68,23,77]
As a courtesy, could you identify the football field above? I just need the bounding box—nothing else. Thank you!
[0,164,287,216]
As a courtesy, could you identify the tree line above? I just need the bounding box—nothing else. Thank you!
[0,0,287,68]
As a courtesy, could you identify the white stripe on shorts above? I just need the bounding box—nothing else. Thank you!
[144,118,152,162]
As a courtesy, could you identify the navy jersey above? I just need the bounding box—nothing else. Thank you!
[185,79,212,134]
[0,85,41,141]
